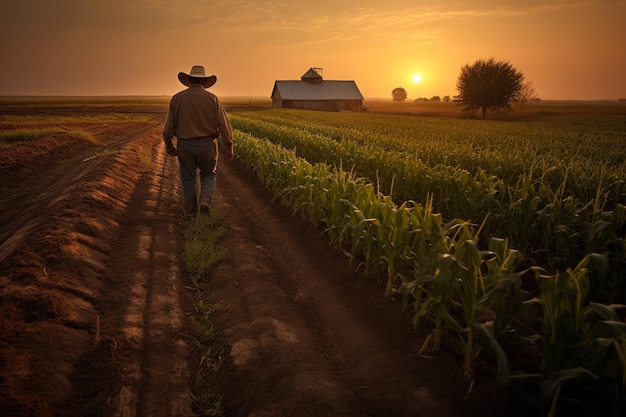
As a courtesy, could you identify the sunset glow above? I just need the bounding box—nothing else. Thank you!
[0,1,625,100]
[412,74,423,83]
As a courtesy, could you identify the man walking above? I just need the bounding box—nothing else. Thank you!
[163,65,234,217]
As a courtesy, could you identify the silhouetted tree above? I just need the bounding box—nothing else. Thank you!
[456,58,524,119]
[392,87,408,102]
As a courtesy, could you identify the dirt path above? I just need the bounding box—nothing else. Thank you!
[0,104,493,417]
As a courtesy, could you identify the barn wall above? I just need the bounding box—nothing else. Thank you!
[279,100,362,111]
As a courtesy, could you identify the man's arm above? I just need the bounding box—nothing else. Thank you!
[217,102,234,161]
[163,107,178,157]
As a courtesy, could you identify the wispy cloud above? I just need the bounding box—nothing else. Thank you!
[0,0,609,46]
[188,1,602,49]
[0,0,601,31]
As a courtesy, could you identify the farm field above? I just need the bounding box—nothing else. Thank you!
[0,100,493,417]
[228,104,626,415]
[1,98,625,416]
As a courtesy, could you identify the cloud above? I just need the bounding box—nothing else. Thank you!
[190,1,602,50]
[0,0,602,39]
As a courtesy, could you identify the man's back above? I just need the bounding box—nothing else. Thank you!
[166,84,221,140]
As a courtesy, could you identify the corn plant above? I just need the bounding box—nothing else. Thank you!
[532,254,626,415]
[410,233,526,385]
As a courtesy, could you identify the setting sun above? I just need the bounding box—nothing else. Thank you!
[412,74,423,83]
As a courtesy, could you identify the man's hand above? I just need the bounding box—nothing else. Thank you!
[223,146,234,162]
[166,142,177,157]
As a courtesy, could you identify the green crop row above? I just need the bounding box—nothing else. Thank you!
[233,109,626,193]
[230,112,626,303]
[230,115,626,415]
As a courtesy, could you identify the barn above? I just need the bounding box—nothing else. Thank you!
[271,68,364,111]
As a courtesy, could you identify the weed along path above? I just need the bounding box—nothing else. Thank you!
[0,103,493,417]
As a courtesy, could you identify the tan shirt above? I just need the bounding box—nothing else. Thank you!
[163,84,233,147]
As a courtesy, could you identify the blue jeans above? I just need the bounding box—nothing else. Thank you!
[176,138,218,215]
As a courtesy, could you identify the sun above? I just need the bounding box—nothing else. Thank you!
[412,73,423,83]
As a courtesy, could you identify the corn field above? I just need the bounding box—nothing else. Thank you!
[229,108,626,416]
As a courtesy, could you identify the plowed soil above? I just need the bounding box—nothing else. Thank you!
[0,103,496,417]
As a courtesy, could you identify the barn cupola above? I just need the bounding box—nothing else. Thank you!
[301,67,323,84]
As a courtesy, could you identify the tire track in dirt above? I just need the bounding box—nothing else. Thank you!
[66,127,197,417]
[104,132,193,417]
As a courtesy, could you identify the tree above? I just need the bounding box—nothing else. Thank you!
[456,58,524,119]
[392,87,407,102]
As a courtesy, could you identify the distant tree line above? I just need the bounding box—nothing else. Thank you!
[413,96,451,103]
[391,58,540,119]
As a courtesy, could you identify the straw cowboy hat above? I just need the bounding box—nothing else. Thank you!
[178,65,217,88]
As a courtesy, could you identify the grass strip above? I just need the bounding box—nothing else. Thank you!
[0,127,64,145]
[0,127,98,147]
[182,211,228,416]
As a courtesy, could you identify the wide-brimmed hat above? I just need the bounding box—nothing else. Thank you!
[178,65,217,88]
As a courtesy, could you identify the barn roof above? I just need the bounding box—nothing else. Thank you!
[271,80,364,101]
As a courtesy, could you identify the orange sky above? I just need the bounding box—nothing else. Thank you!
[1,0,625,100]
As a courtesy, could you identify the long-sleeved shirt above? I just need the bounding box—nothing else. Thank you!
[162,84,234,147]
